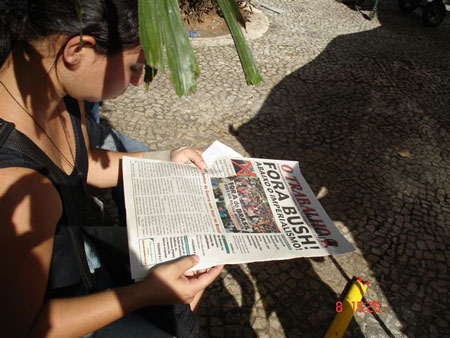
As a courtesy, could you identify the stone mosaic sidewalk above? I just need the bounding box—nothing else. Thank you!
[100,1,450,337]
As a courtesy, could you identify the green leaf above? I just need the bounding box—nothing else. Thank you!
[139,0,164,70]
[228,0,247,30]
[216,0,262,85]
[159,0,199,96]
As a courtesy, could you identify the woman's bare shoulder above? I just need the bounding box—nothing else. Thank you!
[0,166,62,235]
[0,166,63,336]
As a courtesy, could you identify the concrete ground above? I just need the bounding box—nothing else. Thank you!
[100,1,450,337]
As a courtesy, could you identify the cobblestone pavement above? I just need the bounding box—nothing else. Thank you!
[100,1,450,337]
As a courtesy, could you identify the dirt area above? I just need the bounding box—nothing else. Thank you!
[184,11,232,38]
[184,9,252,38]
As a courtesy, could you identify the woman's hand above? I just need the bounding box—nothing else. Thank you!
[142,255,223,305]
[170,148,206,170]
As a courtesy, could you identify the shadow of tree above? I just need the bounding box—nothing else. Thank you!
[198,265,259,338]
[0,171,56,335]
[225,1,450,337]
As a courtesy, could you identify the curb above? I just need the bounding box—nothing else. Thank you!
[190,8,270,47]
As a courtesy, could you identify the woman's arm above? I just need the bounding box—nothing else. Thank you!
[86,148,207,189]
[30,257,222,338]
[87,148,144,188]
[0,167,62,337]
[0,167,222,337]
[79,101,206,188]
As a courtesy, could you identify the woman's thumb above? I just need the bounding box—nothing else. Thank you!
[173,255,200,274]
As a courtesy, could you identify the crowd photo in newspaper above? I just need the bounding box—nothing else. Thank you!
[123,141,354,280]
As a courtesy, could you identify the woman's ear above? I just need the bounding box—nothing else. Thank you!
[62,35,97,67]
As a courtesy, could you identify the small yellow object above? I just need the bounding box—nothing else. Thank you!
[323,277,368,338]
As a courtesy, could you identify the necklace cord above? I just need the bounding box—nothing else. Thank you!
[0,80,76,170]
[57,104,76,166]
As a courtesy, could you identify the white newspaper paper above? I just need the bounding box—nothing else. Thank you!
[123,142,354,280]
[202,140,243,167]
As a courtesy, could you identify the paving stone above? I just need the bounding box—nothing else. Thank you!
[99,0,450,336]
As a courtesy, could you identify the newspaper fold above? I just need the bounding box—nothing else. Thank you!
[123,141,354,280]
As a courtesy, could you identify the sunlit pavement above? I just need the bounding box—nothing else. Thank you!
[101,1,450,337]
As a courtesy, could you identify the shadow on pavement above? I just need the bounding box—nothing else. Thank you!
[224,1,450,337]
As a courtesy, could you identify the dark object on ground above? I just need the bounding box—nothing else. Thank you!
[398,0,421,12]
[356,0,380,20]
[399,0,447,27]
[336,0,380,21]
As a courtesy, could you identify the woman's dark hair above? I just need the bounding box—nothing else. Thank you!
[0,0,140,66]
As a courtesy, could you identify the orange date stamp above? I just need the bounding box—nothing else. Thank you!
[336,300,382,313]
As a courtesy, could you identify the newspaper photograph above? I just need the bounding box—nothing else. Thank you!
[123,142,354,280]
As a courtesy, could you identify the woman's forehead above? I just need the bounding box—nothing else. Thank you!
[123,47,144,59]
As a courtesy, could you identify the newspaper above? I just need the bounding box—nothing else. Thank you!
[123,141,354,280]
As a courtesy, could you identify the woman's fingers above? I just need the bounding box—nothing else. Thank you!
[171,148,206,170]
[188,150,206,170]
[143,255,224,305]
[183,267,213,278]
[187,265,224,290]
[170,255,200,276]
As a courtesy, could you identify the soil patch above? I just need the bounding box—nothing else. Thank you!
[185,11,231,38]
[184,10,252,38]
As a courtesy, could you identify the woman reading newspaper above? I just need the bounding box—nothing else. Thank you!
[0,0,223,337]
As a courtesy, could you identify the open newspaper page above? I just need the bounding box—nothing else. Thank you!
[123,154,354,281]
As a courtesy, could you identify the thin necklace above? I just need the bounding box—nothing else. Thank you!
[57,104,76,168]
[0,80,76,170]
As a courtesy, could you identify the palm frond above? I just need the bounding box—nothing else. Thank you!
[216,0,262,85]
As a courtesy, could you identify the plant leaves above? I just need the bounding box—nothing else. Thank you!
[138,0,260,94]
[228,0,247,30]
[216,0,262,85]
[139,0,164,71]
[159,0,199,96]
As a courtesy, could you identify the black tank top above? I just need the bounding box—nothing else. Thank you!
[0,96,95,295]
